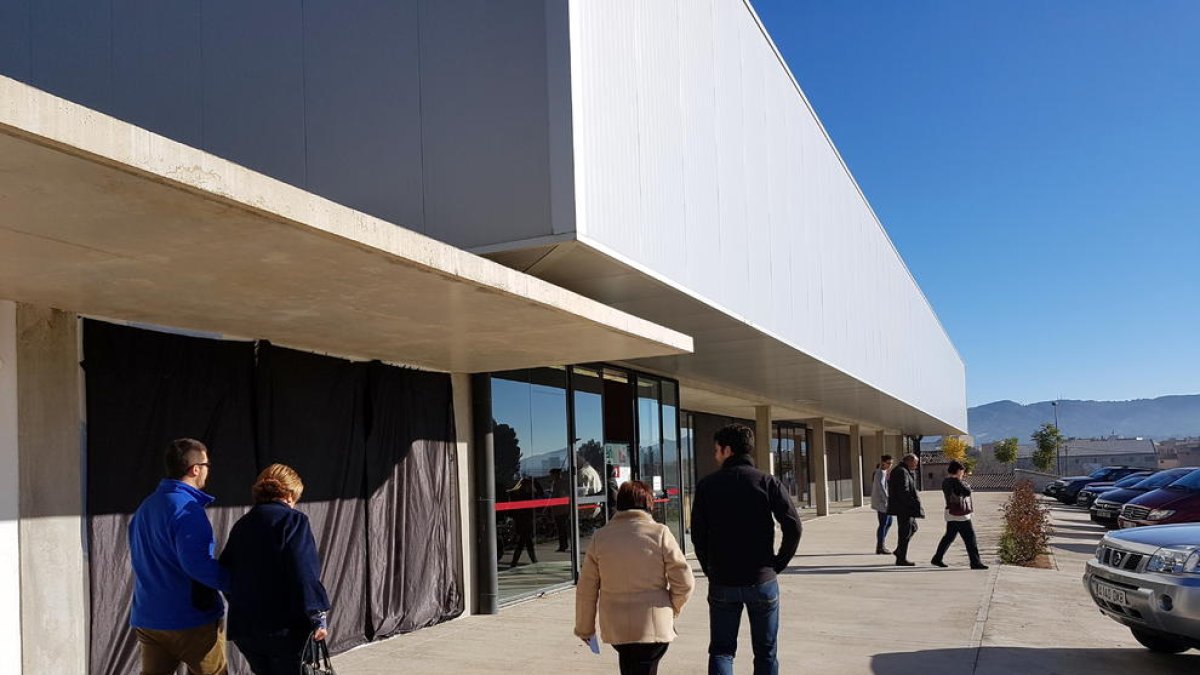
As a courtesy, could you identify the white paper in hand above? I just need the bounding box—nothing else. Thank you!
[588,634,600,655]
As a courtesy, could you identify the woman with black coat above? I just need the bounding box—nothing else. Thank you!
[220,464,331,674]
[931,460,989,570]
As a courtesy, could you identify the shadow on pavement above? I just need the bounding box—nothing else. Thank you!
[781,565,953,575]
[1052,542,1101,555]
[1052,523,1107,532]
[1050,530,1106,540]
[871,646,1199,675]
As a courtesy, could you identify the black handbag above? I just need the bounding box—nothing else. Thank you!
[300,635,336,675]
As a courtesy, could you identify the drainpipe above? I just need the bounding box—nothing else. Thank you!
[471,374,498,614]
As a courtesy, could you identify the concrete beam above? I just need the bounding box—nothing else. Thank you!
[755,405,773,475]
[0,301,21,675]
[809,418,829,517]
[849,424,864,507]
[0,76,692,375]
[16,305,86,674]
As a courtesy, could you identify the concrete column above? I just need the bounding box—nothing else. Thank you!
[755,405,773,475]
[0,301,21,675]
[17,305,86,674]
[451,373,475,617]
[849,424,864,507]
[809,418,829,516]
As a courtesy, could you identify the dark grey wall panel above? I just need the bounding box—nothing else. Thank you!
[418,0,554,249]
[30,0,112,110]
[111,0,203,148]
[303,0,426,232]
[0,0,32,81]
[201,0,306,187]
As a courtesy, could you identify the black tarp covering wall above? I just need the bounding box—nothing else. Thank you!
[84,320,462,675]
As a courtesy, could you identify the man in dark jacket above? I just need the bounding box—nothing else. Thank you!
[886,453,925,566]
[129,438,230,675]
[691,423,802,675]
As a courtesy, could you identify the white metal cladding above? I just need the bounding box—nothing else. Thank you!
[568,0,967,431]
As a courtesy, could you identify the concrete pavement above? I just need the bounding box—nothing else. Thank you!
[333,491,1200,674]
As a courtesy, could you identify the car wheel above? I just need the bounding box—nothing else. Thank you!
[1131,628,1191,654]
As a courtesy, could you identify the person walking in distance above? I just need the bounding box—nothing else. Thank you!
[128,438,230,675]
[691,423,802,675]
[930,460,989,570]
[887,453,924,566]
[871,455,894,555]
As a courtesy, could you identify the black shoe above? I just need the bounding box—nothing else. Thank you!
[931,559,948,568]
[970,563,990,570]
[876,546,891,555]
[895,559,915,566]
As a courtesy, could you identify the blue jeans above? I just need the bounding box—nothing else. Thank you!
[707,579,780,675]
[876,511,893,547]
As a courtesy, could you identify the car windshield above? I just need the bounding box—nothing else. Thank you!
[1111,473,1150,488]
[1167,468,1200,491]
[1088,467,1113,479]
[1134,468,1194,489]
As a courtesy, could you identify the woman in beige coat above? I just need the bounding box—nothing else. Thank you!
[575,481,695,675]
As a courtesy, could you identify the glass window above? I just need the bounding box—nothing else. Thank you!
[570,366,609,571]
[491,369,572,603]
[661,381,683,549]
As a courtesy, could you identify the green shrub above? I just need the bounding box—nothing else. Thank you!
[999,480,1049,565]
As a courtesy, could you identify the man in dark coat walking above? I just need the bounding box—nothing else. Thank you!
[886,453,924,566]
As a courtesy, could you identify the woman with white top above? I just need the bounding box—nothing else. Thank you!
[871,455,894,554]
[930,460,989,570]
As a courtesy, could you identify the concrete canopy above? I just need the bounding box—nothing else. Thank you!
[486,241,963,436]
[0,77,691,372]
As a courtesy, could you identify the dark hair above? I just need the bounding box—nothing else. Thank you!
[164,438,207,479]
[947,460,966,475]
[714,423,754,455]
[880,454,893,463]
[616,481,655,512]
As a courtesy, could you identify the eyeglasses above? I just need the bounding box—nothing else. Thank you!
[191,462,211,469]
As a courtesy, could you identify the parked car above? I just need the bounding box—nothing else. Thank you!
[1077,471,1154,508]
[1046,466,1144,504]
[1084,523,1200,653]
[1118,468,1200,528]
[1093,468,1199,526]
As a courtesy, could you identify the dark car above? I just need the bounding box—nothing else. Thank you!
[1076,471,1153,508]
[1092,467,1198,526]
[1047,466,1144,504]
[1119,468,1200,528]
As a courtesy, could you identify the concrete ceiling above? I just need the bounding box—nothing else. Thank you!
[0,77,691,373]
[487,241,960,435]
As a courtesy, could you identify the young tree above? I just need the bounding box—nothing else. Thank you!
[1030,423,1063,473]
[941,436,969,461]
[994,437,1020,464]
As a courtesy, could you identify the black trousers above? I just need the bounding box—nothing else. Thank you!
[510,530,537,565]
[933,519,983,566]
[613,642,669,675]
[894,516,919,562]
[554,514,571,550]
[235,636,305,675]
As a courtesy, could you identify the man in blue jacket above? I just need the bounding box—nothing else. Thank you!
[691,423,802,675]
[129,438,230,675]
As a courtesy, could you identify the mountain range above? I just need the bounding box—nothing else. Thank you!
[968,394,1200,444]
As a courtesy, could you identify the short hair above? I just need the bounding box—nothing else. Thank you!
[902,453,919,464]
[947,460,966,474]
[616,480,654,512]
[880,454,893,463]
[251,463,305,504]
[164,438,207,479]
[714,423,754,455]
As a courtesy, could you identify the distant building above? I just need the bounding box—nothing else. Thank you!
[979,437,1159,476]
[1156,438,1200,469]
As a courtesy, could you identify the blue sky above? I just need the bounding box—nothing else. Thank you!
[753,0,1200,407]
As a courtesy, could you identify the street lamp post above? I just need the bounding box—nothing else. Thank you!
[1052,400,1061,474]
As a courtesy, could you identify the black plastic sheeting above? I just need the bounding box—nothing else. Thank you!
[84,320,462,675]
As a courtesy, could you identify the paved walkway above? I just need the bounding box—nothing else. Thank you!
[333,492,1200,674]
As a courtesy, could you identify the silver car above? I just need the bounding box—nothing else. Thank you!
[1084,523,1200,653]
